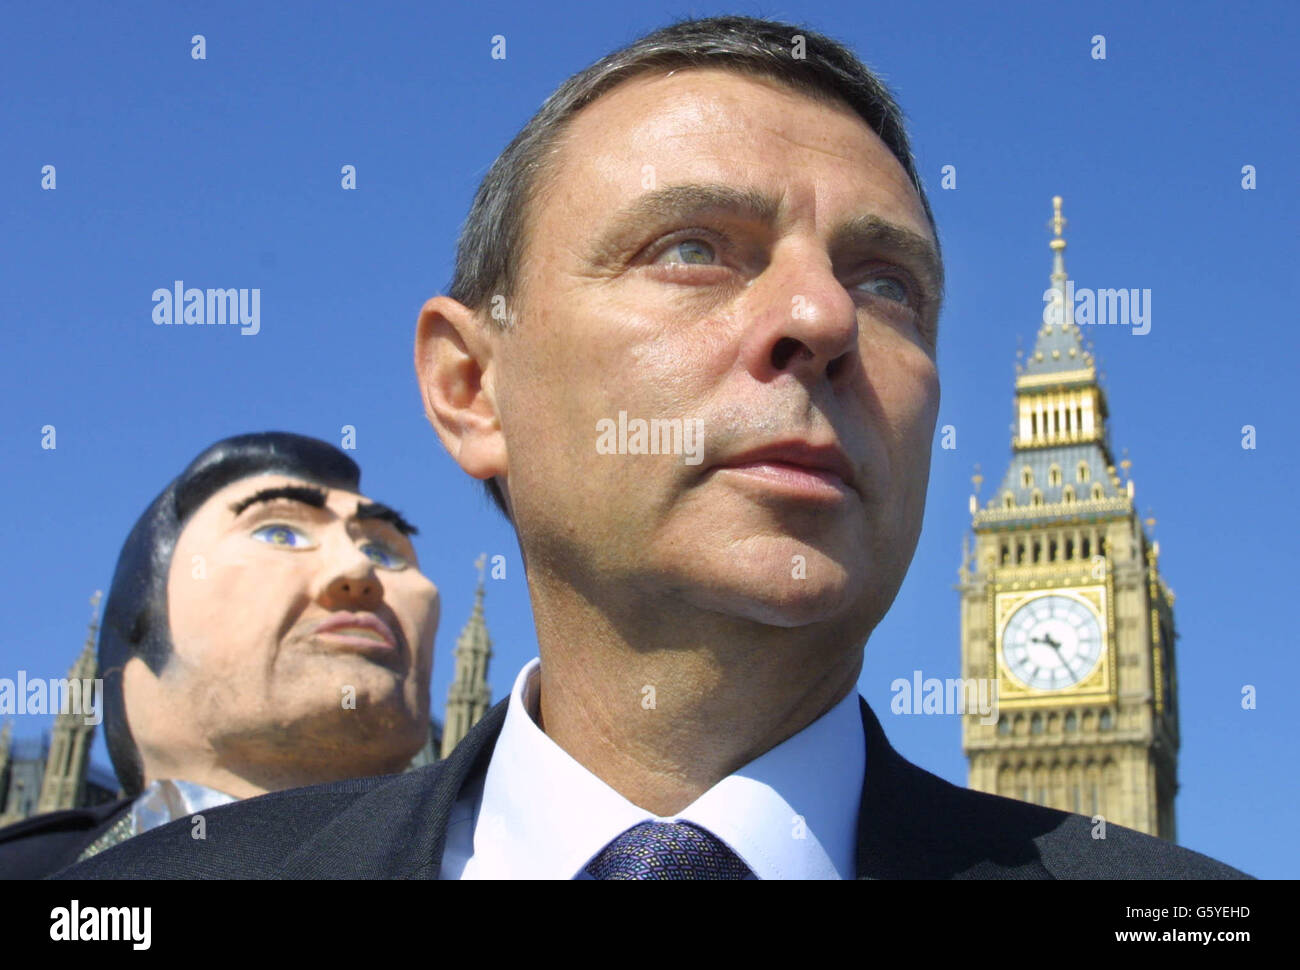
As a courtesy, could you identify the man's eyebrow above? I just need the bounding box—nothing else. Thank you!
[587,181,943,301]
[586,183,780,266]
[228,485,329,517]
[355,502,419,537]
[829,213,945,307]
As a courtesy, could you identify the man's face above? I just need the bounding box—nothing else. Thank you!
[126,473,439,780]
[493,69,941,637]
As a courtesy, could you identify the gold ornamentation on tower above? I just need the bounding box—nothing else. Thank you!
[958,199,1179,839]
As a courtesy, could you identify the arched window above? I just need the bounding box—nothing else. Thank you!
[1022,467,1034,488]
[1065,711,1078,732]
[1062,485,1076,503]
[1031,490,1043,506]
[1031,713,1044,735]
[1003,491,1015,509]
[1077,461,1090,482]
[1091,483,1104,500]
[1048,464,1062,487]
[1099,709,1113,731]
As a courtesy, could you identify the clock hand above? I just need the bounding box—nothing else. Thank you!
[1044,640,1074,682]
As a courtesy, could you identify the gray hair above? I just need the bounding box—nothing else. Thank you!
[445,15,939,520]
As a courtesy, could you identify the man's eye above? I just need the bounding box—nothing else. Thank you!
[653,237,718,266]
[856,275,912,305]
[251,524,316,549]
[361,541,408,570]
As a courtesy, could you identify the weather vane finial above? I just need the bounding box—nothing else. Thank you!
[1049,195,1067,241]
[1047,195,1068,288]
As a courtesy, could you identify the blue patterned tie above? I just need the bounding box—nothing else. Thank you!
[584,821,754,879]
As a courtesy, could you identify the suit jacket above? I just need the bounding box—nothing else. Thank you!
[0,796,134,879]
[55,698,1250,879]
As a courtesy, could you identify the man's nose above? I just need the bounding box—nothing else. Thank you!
[316,549,384,611]
[744,247,859,383]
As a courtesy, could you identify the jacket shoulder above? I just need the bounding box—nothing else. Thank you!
[54,769,439,879]
[857,699,1250,879]
[0,798,133,880]
[892,757,1249,879]
[1028,808,1252,879]
[57,699,508,880]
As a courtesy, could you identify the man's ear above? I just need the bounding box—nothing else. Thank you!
[414,296,508,483]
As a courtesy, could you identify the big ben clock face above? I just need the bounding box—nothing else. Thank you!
[1001,594,1103,690]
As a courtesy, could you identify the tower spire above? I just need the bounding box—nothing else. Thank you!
[36,590,102,813]
[1048,194,1068,288]
[440,557,494,758]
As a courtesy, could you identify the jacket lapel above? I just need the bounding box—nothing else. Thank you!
[855,696,1060,879]
[277,699,510,878]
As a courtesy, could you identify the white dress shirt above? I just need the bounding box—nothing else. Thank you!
[130,778,237,836]
[440,658,865,879]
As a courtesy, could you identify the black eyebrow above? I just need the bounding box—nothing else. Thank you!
[586,181,944,311]
[355,502,419,537]
[228,485,329,517]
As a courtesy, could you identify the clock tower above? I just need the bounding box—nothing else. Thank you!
[958,198,1179,839]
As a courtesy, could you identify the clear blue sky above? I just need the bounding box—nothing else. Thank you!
[1,1,1294,877]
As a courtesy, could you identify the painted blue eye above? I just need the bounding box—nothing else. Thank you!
[251,524,315,549]
[361,541,407,569]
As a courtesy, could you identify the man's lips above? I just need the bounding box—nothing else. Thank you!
[311,612,399,651]
[709,440,858,496]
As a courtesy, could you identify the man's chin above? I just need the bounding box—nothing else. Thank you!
[679,574,863,630]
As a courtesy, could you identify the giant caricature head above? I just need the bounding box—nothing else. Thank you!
[99,432,439,798]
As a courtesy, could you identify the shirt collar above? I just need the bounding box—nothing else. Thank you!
[130,779,238,836]
[465,658,864,879]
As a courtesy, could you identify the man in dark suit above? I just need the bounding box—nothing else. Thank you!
[2,432,439,878]
[63,16,1248,879]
